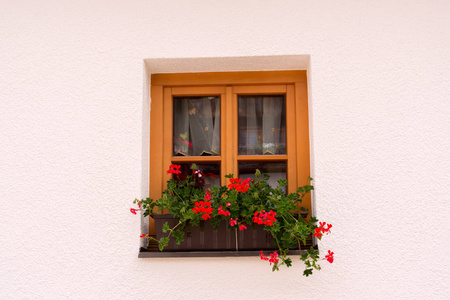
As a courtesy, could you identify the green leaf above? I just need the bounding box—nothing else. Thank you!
[162,222,170,233]
[277,179,287,186]
[158,237,169,251]
[303,268,313,277]
[173,230,185,245]
[272,264,279,272]
[309,216,318,224]
[284,258,292,267]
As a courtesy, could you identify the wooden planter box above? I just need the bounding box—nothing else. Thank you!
[152,214,236,251]
[152,213,306,252]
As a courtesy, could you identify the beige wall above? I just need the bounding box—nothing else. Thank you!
[1,0,449,299]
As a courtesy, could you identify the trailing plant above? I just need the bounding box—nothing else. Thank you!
[131,164,334,276]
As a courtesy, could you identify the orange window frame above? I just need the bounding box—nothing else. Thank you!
[149,71,310,234]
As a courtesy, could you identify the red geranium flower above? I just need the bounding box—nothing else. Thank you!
[192,196,214,219]
[260,250,269,261]
[269,252,279,264]
[228,178,251,193]
[325,250,334,263]
[167,164,181,174]
[252,210,277,226]
[313,227,322,238]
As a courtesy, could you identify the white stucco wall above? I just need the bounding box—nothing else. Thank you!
[1,0,449,299]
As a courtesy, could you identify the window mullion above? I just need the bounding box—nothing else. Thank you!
[222,87,234,184]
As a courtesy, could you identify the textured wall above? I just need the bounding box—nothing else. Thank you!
[1,0,449,299]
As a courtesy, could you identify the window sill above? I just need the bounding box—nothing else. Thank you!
[138,247,317,258]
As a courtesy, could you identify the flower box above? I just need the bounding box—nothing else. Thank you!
[152,213,307,252]
[152,214,236,251]
[134,165,334,275]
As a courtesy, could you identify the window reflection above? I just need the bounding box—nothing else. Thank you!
[238,161,287,192]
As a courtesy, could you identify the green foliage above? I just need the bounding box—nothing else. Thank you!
[133,164,331,277]
[162,222,170,233]
[172,230,184,245]
[158,237,169,251]
[284,258,292,267]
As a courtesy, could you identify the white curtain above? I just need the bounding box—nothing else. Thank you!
[262,97,283,155]
[173,97,220,156]
[239,96,284,155]
[241,98,258,154]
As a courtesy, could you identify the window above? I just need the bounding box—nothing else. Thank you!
[149,71,310,235]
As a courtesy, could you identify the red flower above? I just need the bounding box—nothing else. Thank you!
[325,250,334,263]
[130,208,140,215]
[313,227,322,238]
[140,234,146,238]
[167,164,181,174]
[228,178,251,193]
[252,210,277,226]
[313,222,332,239]
[192,197,214,219]
[230,218,238,227]
[269,252,279,264]
[239,224,247,231]
[260,250,269,261]
[316,222,332,236]
[260,251,278,264]
[204,190,211,201]
[218,206,231,217]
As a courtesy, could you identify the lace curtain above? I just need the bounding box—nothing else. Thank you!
[238,96,286,155]
[173,97,220,156]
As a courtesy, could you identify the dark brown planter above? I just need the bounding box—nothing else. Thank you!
[152,213,307,252]
[237,213,307,250]
[152,214,237,251]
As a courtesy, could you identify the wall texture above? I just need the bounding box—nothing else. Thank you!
[1,0,449,299]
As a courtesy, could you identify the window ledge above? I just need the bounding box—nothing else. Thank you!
[138,246,317,258]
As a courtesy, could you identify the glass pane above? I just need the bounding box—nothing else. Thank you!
[239,161,286,192]
[174,163,221,189]
[238,95,286,155]
[173,96,220,156]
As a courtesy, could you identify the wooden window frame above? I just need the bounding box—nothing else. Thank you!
[149,71,310,235]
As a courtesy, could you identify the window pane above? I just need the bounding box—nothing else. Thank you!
[238,95,286,155]
[238,161,286,192]
[174,163,221,189]
[173,96,220,156]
